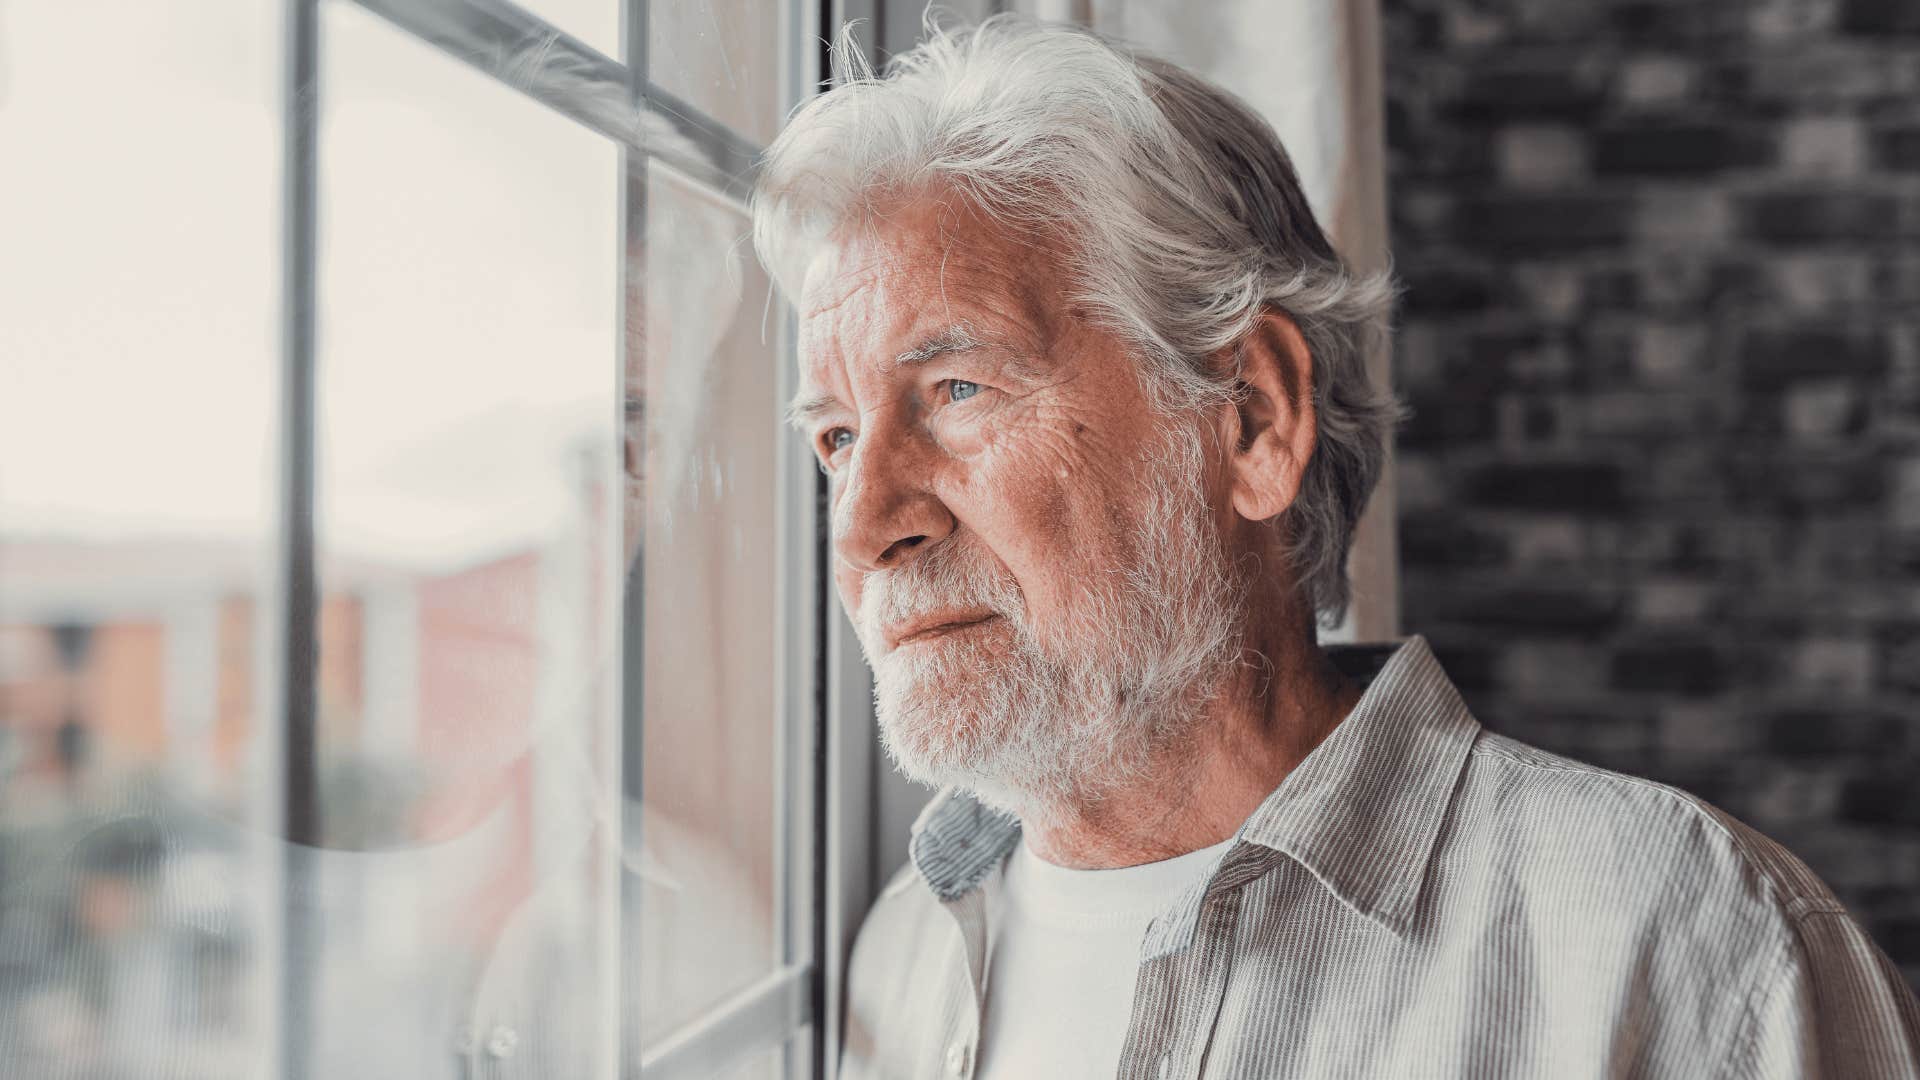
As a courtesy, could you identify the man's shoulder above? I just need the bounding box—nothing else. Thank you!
[1458,731,1845,930]
[1452,732,1920,1068]
[849,861,948,971]
[868,859,939,922]
[839,861,967,1076]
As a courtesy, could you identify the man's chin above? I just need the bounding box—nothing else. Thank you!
[874,675,1079,813]
[874,693,980,776]
[879,739,1029,816]
[875,681,1006,778]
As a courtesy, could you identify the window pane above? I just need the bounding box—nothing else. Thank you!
[307,4,621,1077]
[647,0,785,145]
[0,2,281,1076]
[724,1043,787,1079]
[632,162,788,1046]
[516,0,621,59]
[4,2,812,1075]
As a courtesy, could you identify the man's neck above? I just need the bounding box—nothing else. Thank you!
[1017,611,1361,871]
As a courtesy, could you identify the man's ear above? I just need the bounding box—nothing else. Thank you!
[1225,309,1316,523]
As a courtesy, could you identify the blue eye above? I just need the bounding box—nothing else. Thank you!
[948,380,981,403]
[825,428,855,452]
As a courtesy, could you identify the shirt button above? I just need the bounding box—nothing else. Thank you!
[944,1041,971,1077]
[486,1025,520,1060]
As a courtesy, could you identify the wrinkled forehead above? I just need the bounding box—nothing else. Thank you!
[796,193,1065,367]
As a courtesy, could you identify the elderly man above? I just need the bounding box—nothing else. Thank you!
[752,16,1920,1080]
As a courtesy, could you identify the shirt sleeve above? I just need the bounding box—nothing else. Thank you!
[1734,909,1920,1079]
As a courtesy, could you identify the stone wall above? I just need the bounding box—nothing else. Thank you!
[1383,0,1920,988]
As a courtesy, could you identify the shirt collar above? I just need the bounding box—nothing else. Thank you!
[907,635,1479,931]
[1230,634,1478,935]
[909,784,1022,903]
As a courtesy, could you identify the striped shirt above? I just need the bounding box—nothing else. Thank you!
[841,636,1920,1078]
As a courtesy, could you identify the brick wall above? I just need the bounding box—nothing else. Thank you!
[1383,0,1920,989]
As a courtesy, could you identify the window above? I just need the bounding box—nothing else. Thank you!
[0,1,823,1077]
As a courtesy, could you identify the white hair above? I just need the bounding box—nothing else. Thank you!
[752,14,1400,625]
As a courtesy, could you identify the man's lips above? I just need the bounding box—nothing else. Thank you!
[887,612,1000,650]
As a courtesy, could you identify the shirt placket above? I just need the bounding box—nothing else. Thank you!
[1121,843,1279,1080]
[1172,889,1243,1079]
[936,887,991,1080]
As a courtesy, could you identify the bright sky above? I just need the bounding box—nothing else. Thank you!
[0,0,619,570]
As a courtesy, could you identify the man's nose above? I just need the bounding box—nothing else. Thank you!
[831,428,955,573]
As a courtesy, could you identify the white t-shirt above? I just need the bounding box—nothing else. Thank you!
[977,835,1236,1079]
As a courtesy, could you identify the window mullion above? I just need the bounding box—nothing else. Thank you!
[617,2,647,1077]
[276,4,323,1080]
[346,0,761,192]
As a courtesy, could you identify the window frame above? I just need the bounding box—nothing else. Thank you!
[274,0,826,1076]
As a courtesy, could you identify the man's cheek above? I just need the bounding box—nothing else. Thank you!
[834,568,867,626]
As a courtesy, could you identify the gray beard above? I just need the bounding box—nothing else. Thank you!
[854,420,1249,822]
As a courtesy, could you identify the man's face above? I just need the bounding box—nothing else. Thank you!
[793,192,1246,811]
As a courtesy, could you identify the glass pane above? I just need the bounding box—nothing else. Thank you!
[632,162,785,1046]
[517,0,621,60]
[0,2,282,1076]
[647,0,785,145]
[722,1042,787,1079]
[307,4,621,1077]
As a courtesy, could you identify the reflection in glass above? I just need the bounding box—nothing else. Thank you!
[725,1044,788,1079]
[648,0,787,145]
[306,4,622,1076]
[632,161,786,1046]
[0,2,281,1076]
[515,0,621,59]
[2,0,805,1074]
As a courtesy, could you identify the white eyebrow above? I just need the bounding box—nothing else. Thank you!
[787,324,1027,430]
[785,392,841,431]
[893,325,986,366]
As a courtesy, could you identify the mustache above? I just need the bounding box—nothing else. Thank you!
[857,538,1022,640]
